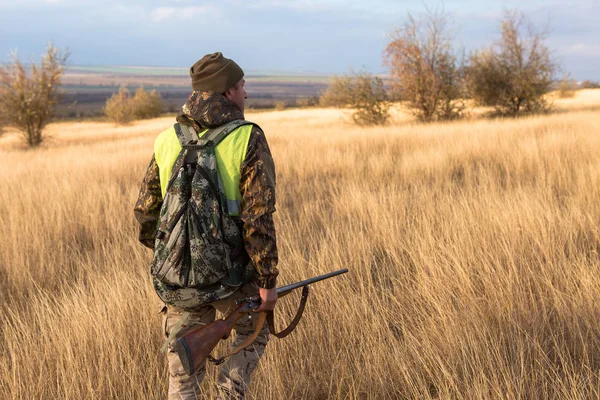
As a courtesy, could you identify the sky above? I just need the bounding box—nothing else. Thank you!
[0,0,598,80]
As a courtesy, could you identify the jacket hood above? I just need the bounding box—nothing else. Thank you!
[177,90,244,130]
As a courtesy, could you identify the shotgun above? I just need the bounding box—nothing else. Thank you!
[170,268,348,375]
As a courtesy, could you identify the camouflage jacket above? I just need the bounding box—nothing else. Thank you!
[134,91,279,289]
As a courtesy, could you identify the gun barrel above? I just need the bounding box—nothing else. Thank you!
[276,268,348,296]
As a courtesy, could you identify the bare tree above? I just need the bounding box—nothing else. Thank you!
[467,11,556,116]
[320,70,391,126]
[384,8,466,122]
[0,43,70,147]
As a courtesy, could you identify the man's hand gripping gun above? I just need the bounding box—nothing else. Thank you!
[170,268,349,375]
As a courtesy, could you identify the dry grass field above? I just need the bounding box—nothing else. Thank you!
[1,90,600,399]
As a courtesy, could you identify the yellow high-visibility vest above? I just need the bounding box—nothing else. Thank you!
[153,124,253,216]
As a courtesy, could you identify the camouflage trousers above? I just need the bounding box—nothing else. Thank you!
[161,281,269,400]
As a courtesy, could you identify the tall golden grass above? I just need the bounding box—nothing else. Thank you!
[1,90,600,399]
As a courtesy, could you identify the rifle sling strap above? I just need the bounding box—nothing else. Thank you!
[208,286,310,365]
[208,311,267,366]
[267,285,310,338]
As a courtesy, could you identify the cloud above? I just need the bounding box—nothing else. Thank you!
[242,0,332,12]
[150,5,219,22]
[150,7,176,21]
[569,43,600,57]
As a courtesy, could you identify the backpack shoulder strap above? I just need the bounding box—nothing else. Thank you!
[174,123,201,163]
[203,120,256,147]
[174,123,199,146]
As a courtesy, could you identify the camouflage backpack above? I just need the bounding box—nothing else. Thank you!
[151,120,255,307]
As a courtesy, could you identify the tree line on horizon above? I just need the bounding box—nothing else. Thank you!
[0,8,599,146]
[321,9,593,126]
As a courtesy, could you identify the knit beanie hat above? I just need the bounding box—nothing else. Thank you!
[189,52,244,93]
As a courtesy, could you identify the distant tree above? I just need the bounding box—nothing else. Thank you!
[105,86,163,124]
[320,70,390,126]
[0,43,70,147]
[467,11,556,116]
[132,87,163,119]
[104,86,134,125]
[557,76,577,99]
[320,76,352,108]
[274,100,286,111]
[296,96,319,107]
[581,80,600,89]
[384,8,466,122]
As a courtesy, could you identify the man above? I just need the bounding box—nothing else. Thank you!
[134,52,279,400]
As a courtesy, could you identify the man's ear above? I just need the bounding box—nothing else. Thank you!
[223,88,232,100]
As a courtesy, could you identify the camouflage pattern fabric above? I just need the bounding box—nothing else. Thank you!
[153,122,235,286]
[179,90,244,130]
[151,121,258,308]
[133,90,279,303]
[238,125,278,289]
[162,281,269,400]
[134,156,162,249]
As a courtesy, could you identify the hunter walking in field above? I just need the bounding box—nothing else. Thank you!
[134,52,279,400]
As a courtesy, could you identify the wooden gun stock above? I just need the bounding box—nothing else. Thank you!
[171,303,250,375]
[170,268,348,375]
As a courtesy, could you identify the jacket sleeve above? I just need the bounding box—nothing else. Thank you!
[239,126,279,289]
[134,155,163,249]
